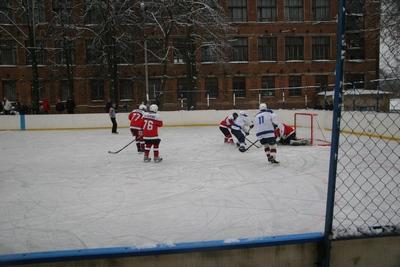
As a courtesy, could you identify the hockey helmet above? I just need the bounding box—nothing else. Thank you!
[149,104,158,113]
[232,112,239,119]
[139,104,147,111]
[259,103,267,110]
[239,110,248,117]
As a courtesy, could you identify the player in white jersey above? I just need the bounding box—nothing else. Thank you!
[231,111,254,152]
[254,103,279,163]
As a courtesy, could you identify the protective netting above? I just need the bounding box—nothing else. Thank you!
[332,0,400,239]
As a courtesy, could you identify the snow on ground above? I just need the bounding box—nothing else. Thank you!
[0,127,331,254]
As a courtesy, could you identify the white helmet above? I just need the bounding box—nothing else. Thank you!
[139,104,147,111]
[259,103,267,110]
[149,104,158,113]
[239,110,248,117]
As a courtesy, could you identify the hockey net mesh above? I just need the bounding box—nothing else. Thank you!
[332,0,400,239]
[294,113,330,146]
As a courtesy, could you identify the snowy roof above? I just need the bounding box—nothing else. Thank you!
[317,90,393,96]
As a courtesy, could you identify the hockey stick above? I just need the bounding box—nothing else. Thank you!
[244,139,260,152]
[108,139,135,154]
[246,137,260,148]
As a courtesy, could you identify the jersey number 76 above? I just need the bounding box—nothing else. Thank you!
[143,120,154,130]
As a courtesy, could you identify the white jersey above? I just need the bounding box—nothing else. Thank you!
[254,109,278,140]
[231,114,253,133]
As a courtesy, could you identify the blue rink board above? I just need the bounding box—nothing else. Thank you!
[0,232,324,265]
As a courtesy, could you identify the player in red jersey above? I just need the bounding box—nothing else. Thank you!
[142,104,163,163]
[128,104,147,152]
[219,112,238,144]
[274,123,297,145]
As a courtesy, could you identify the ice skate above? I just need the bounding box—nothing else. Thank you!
[270,158,279,164]
[143,156,151,162]
[154,157,163,163]
[267,155,273,162]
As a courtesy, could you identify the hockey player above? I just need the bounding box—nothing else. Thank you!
[219,112,238,144]
[128,104,147,152]
[142,104,163,163]
[254,103,279,164]
[231,111,254,152]
[275,123,296,145]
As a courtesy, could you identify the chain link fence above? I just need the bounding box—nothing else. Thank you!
[332,0,400,239]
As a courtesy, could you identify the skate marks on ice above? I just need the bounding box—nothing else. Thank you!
[0,127,329,254]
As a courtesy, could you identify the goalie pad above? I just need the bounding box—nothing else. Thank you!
[290,139,310,146]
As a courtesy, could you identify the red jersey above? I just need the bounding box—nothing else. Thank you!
[275,123,295,140]
[142,112,163,139]
[128,109,146,130]
[219,115,235,128]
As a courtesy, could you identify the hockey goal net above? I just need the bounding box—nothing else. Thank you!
[293,113,331,146]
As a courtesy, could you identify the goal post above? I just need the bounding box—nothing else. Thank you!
[294,112,331,146]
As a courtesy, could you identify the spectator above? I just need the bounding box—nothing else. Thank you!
[55,98,65,113]
[66,97,75,114]
[42,98,50,114]
[109,102,118,134]
[3,97,12,115]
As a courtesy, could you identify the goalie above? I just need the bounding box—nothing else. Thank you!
[275,123,309,145]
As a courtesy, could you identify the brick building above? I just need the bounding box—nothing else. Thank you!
[0,0,379,113]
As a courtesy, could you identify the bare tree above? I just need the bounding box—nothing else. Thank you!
[80,0,141,105]
[141,0,232,108]
[0,0,44,112]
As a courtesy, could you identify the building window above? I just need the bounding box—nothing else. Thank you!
[55,40,75,65]
[289,76,302,96]
[346,16,363,32]
[22,0,45,23]
[258,37,277,61]
[345,74,364,90]
[0,0,14,23]
[147,38,163,63]
[233,77,246,97]
[173,38,185,64]
[177,78,190,99]
[346,33,364,60]
[0,40,16,65]
[26,40,47,65]
[285,0,303,21]
[201,43,218,62]
[90,80,104,100]
[315,75,328,92]
[228,0,247,22]
[285,37,304,60]
[312,37,330,60]
[52,0,73,24]
[3,80,16,101]
[205,78,219,98]
[86,40,102,64]
[117,43,135,64]
[312,0,330,21]
[148,78,161,100]
[60,80,71,101]
[258,0,276,22]
[84,0,102,24]
[119,80,133,100]
[231,37,248,61]
[261,76,275,96]
[346,0,364,14]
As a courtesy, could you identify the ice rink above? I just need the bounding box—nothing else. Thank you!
[0,126,331,255]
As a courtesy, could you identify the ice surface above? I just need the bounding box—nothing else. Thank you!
[0,127,331,254]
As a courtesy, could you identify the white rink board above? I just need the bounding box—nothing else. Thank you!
[0,127,331,255]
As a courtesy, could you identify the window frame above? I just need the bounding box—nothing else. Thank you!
[284,0,304,21]
[312,36,330,60]
[228,0,247,22]
[0,40,16,65]
[288,76,302,96]
[285,37,304,61]
[312,0,330,21]
[205,77,219,98]
[90,79,104,101]
[261,76,275,96]
[257,0,276,22]
[231,37,248,62]
[258,37,277,61]
[233,77,246,97]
